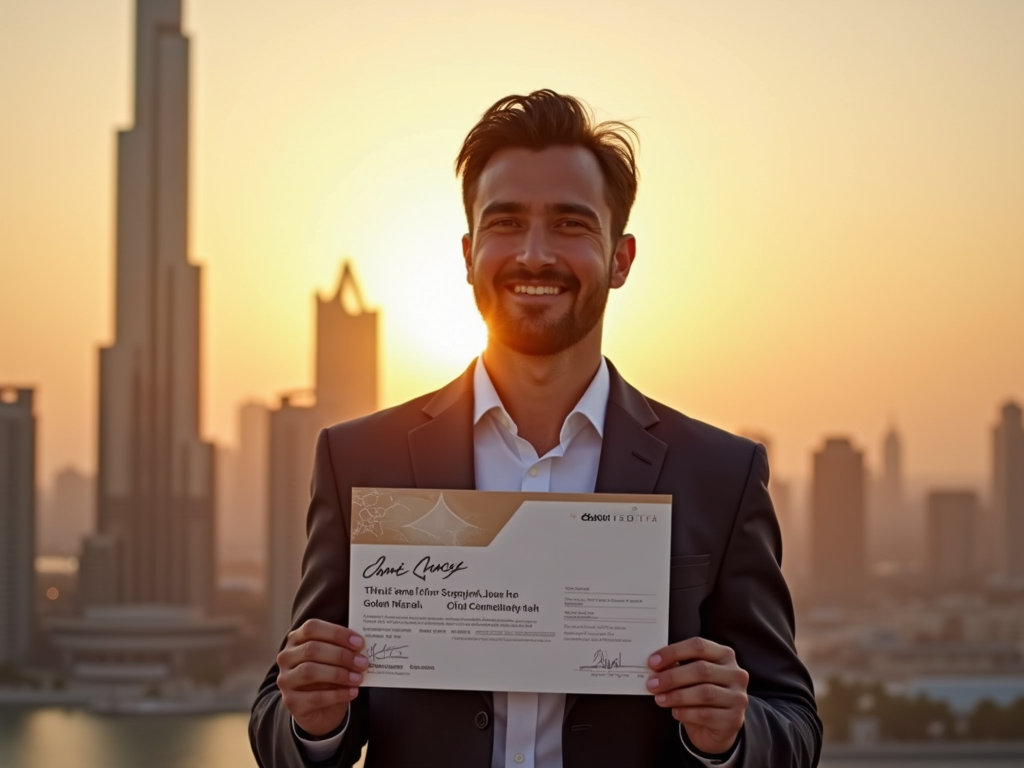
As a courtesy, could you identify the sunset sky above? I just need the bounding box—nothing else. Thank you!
[1,0,1022,488]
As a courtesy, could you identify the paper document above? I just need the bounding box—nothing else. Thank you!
[348,488,672,695]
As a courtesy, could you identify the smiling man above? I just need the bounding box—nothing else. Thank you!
[250,90,822,768]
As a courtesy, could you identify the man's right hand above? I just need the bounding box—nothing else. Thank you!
[276,619,368,737]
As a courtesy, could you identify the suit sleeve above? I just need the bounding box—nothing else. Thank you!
[249,428,369,768]
[701,443,822,768]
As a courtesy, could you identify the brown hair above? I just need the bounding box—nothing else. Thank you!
[455,89,639,243]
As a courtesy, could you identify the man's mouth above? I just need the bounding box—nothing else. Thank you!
[510,284,565,296]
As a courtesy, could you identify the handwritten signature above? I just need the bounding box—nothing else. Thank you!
[579,649,647,672]
[366,643,410,662]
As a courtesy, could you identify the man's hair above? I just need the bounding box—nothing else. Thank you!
[455,89,639,244]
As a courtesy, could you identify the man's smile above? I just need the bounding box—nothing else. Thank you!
[510,284,566,296]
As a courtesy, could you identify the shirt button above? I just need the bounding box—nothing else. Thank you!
[514,754,525,764]
[529,467,539,477]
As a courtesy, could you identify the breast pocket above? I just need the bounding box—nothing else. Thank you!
[669,554,711,590]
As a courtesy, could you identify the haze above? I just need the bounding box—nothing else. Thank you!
[1,0,1022,486]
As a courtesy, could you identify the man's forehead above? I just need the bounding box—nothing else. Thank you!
[473,146,608,213]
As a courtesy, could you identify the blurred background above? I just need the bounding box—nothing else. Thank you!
[1,0,1022,766]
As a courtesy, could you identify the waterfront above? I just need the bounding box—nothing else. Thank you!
[2,707,1023,767]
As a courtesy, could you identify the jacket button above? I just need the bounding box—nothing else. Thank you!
[475,711,489,730]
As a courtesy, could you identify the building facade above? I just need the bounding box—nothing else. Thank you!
[0,387,36,665]
[811,437,866,603]
[926,490,978,589]
[266,264,378,649]
[993,401,1024,580]
[84,0,215,610]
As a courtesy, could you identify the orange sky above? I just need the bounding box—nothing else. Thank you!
[1,0,1022,488]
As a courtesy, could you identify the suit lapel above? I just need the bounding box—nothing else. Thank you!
[567,361,667,721]
[408,362,477,492]
[595,361,667,495]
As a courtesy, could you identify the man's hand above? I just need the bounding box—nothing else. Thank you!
[647,637,750,756]
[276,619,368,737]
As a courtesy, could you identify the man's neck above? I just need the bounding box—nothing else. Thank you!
[481,328,603,456]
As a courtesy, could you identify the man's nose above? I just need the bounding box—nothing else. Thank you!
[516,224,555,269]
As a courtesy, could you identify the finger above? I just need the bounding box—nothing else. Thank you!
[648,637,734,670]
[646,660,748,694]
[278,661,365,692]
[278,639,369,674]
[288,620,364,651]
[673,704,746,734]
[652,683,748,711]
[281,686,357,719]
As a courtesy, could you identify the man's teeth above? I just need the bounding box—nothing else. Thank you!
[513,285,562,295]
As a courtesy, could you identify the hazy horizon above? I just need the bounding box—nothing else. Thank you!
[2,0,1022,487]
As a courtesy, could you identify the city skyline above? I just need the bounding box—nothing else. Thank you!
[1,1,1022,488]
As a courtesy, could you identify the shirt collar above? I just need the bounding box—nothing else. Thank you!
[472,355,610,439]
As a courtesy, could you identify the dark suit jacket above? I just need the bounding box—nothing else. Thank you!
[250,359,822,768]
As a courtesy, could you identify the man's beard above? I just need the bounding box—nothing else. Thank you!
[473,264,611,356]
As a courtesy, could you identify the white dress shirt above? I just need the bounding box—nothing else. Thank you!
[296,356,738,766]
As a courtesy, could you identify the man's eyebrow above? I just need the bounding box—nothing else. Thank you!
[479,201,528,219]
[545,202,600,222]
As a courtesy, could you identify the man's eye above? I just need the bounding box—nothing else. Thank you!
[557,220,585,228]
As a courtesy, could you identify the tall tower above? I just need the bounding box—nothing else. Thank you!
[0,387,36,664]
[811,437,866,603]
[315,262,379,426]
[926,490,977,590]
[89,0,214,609]
[267,263,378,649]
[993,401,1024,580]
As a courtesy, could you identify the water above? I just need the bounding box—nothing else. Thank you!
[0,708,258,768]
[1,708,1019,767]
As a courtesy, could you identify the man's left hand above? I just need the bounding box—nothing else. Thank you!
[647,637,750,756]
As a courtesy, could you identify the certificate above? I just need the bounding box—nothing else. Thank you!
[348,488,672,695]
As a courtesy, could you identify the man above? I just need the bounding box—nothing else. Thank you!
[250,89,821,767]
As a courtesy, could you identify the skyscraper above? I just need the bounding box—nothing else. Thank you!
[926,490,977,589]
[811,437,866,603]
[869,424,918,570]
[85,0,215,609]
[218,401,270,571]
[993,401,1024,580]
[266,263,378,648]
[0,387,36,665]
[315,262,379,426]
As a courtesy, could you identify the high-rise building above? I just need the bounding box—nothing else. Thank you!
[266,264,378,649]
[218,402,270,571]
[85,0,215,610]
[316,262,379,426]
[267,395,320,649]
[0,387,36,665]
[51,2,237,689]
[993,401,1024,580]
[811,437,866,602]
[869,424,919,571]
[40,467,94,557]
[926,490,978,589]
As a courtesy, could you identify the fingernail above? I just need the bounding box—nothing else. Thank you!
[349,687,359,698]
[655,694,666,704]
[649,654,662,667]
[354,655,368,668]
[646,676,659,689]
[349,635,364,649]
[348,672,362,684]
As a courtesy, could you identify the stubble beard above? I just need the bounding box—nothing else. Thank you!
[473,265,612,356]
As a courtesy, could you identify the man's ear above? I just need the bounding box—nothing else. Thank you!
[610,234,636,289]
[462,234,473,284]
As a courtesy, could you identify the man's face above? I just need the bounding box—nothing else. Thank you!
[462,146,634,356]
